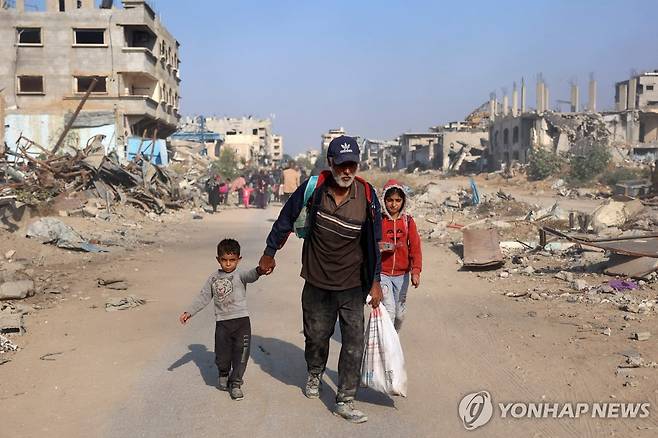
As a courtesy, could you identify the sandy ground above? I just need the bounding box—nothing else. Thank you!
[2,204,658,437]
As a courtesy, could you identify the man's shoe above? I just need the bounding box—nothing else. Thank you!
[333,401,368,423]
[218,376,228,391]
[230,385,244,401]
[304,373,322,399]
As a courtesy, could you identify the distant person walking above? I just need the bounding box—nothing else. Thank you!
[231,175,247,206]
[205,175,221,213]
[281,161,300,203]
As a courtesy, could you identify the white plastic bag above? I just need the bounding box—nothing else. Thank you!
[360,304,407,397]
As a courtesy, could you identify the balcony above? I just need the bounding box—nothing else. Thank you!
[119,47,157,77]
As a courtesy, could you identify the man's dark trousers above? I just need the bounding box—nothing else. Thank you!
[302,282,364,402]
[215,317,251,386]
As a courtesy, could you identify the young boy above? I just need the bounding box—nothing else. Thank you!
[379,179,422,332]
[179,238,263,400]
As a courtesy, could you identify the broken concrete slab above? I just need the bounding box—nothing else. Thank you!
[605,254,658,279]
[591,199,644,231]
[0,312,24,334]
[633,332,651,341]
[462,228,504,268]
[0,280,34,300]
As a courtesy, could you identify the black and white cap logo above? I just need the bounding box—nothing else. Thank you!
[459,390,493,430]
[339,143,353,153]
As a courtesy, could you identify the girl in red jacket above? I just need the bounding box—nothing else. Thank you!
[379,179,422,332]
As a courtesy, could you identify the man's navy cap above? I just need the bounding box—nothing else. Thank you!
[327,136,360,165]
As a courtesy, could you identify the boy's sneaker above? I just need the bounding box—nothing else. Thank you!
[218,376,229,392]
[304,373,322,398]
[333,401,368,423]
[229,385,244,401]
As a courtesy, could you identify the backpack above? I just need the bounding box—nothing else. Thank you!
[293,175,318,238]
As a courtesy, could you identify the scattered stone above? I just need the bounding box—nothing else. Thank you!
[0,312,24,334]
[58,210,69,217]
[599,284,615,294]
[499,271,510,279]
[571,279,589,291]
[523,266,535,275]
[527,311,537,317]
[530,292,541,300]
[555,271,574,282]
[505,291,527,298]
[633,332,651,341]
[4,250,16,260]
[624,381,639,388]
[602,327,612,336]
[105,295,146,312]
[0,280,35,300]
[621,304,640,314]
[0,333,18,352]
[82,205,100,218]
[624,314,637,321]
[476,312,492,319]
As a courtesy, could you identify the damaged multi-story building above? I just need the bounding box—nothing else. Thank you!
[615,71,658,160]
[0,0,181,164]
[202,116,283,167]
[487,76,629,169]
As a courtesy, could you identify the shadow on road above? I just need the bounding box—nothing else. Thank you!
[167,344,217,388]
[251,335,395,410]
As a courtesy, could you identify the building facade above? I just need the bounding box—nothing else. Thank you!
[1,0,181,160]
[615,71,658,145]
[203,116,282,167]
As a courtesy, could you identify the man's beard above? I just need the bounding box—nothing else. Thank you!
[331,167,355,188]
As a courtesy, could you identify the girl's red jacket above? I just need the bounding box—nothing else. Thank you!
[381,214,422,276]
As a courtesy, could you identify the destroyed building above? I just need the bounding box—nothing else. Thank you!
[486,76,634,169]
[398,132,442,170]
[360,138,400,171]
[202,116,283,167]
[615,71,658,160]
[0,0,181,162]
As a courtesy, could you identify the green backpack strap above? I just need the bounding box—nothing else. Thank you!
[294,176,318,238]
[303,175,319,207]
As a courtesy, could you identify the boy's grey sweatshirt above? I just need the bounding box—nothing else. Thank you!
[188,267,261,321]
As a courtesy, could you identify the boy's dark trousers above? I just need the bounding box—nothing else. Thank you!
[215,317,251,386]
[301,282,365,402]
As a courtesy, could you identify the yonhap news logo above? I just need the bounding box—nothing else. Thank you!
[459,391,493,430]
[458,390,651,431]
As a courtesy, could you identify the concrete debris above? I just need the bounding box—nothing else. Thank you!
[105,295,146,311]
[571,279,589,291]
[97,278,129,290]
[0,334,18,352]
[0,311,24,334]
[0,280,34,300]
[4,250,16,260]
[26,217,108,253]
[633,332,651,341]
[602,327,612,336]
[591,200,644,231]
[1,135,200,220]
[462,228,504,268]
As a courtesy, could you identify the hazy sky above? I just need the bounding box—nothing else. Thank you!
[155,0,658,155]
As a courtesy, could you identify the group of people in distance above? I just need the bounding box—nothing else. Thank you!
[204,163,305,212]
[180,136,422,424]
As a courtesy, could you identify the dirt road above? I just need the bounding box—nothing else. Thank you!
[2,207,658,437]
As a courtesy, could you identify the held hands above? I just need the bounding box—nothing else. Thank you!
[179,312,191,325]
[258,254,276,275]
[411,272,421,288]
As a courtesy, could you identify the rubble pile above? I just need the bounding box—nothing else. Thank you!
[0,134,209,216]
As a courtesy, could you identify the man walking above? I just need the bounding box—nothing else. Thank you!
[281,160,301,203]
[259,136,383,424]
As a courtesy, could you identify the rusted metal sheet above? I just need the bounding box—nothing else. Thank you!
[543,227,658,258]
[462,228,504,268]
[605,254,658,279]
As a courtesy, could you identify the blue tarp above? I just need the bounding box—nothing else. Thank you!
[126,136,169,165]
